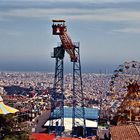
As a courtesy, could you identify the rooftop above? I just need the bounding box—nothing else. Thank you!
[49,107,99,120]
[110,124,140,140]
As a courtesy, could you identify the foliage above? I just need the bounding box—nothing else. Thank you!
[3,131,29,140]
[0,114,29,140]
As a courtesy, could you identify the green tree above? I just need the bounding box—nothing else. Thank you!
[0,114,29,140]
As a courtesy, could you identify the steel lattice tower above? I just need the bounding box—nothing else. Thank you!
[49,46,65,136]
[72,43,86,137]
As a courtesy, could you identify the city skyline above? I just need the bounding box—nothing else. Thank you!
[0,0,140,73]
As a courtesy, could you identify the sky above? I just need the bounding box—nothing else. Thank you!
[0,0,140,73]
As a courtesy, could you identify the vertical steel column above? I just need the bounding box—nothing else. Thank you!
[49,55,64,136]
[72,43,86,137]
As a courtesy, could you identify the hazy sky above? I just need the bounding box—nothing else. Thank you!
[0,0,140,73]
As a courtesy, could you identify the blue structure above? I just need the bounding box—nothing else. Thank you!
[47,107,99,137]
[50,107,99,120]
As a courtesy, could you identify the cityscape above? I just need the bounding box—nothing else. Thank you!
[0,65,140,139]
[0,0,140,140]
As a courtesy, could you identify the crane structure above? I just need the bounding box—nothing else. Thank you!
[48,20,86,137]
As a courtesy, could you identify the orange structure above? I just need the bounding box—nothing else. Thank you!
[30,133,55,140]
[52,20,77,62]
[115,82,140,124]
[30,133,96,140]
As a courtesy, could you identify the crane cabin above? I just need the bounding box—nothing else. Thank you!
[52,20,67,35]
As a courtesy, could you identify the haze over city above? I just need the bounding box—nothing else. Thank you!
[0,0,140,73]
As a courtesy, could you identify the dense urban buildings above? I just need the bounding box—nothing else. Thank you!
[0,72,111,110]
[0,71,140,140]
[0,71,126,121]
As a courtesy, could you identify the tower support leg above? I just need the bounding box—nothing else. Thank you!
[49,57,64,136]
[72,43,86,137]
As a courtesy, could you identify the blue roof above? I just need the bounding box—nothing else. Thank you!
[50,107,99,120]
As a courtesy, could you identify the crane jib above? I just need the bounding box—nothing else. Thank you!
[52,21,77,62]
